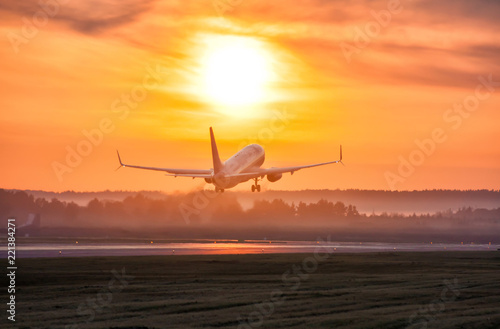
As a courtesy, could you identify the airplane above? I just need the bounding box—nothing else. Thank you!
[116,127,342,192]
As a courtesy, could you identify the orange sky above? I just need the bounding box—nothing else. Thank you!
[0,0,499,192]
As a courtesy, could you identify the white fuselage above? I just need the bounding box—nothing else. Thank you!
[212,144,265,188]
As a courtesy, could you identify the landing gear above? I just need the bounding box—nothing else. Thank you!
[215,187,224,193]
[251,178,261,192]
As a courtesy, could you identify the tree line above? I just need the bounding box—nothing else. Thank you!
[1,189,498,229]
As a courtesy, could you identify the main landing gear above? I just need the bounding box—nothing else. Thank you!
[215,187,224,193]
[251,178,261,192]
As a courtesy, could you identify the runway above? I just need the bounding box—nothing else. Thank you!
[5,239,498,258]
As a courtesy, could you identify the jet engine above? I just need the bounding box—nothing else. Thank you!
[205,177,213,184]
[267,173,282,182]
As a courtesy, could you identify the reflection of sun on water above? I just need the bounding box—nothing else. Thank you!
[200,35,275,117]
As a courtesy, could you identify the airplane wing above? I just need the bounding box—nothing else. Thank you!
[116,151,212,178]
[225,145,343,179]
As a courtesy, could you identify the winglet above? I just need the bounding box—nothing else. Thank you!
[116,150,125,171]
[339,145,344,166]
[209,127,224,174]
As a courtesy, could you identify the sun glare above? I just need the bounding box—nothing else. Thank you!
[201,35,274,114]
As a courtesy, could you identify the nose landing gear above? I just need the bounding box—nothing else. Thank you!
[251,178,261,192]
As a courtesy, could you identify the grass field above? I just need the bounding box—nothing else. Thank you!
[4,251,500,329]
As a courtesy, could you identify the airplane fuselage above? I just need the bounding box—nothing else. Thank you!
[212,144,265,189]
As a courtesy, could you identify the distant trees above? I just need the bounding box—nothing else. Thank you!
[246,199,295,220]
[0,189,498,229]
[347,204,360,217]
[294,199,359,219]
[238,198,360,222]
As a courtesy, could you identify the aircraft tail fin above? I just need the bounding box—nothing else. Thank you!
[210,127,224,174]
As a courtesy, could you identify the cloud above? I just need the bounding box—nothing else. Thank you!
[0,0,157,34]
[413,0,500,27]
[212,0,500,89]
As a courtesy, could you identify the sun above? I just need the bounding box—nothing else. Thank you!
[201,35,274,112]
